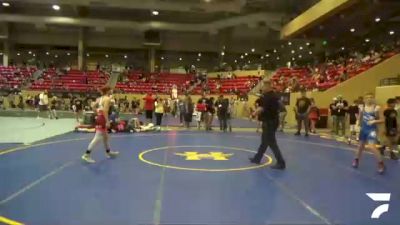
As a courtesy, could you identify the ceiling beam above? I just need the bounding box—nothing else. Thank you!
[12,0,246,13]
[0,13,284,32]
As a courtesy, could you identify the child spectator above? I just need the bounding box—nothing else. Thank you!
[308,98,319,134]
[347,100,360,144]
[380,98,399,160]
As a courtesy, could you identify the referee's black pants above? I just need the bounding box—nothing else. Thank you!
[254,119,285,165]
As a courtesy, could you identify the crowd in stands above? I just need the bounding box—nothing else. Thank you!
[0,66,37,91]
[271,42,400,92]
[30,69,109,92]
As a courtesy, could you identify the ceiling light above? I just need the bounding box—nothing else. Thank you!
[309,51,313,55]
[248,60,251,64]
[197,58,200,61]
[240,55,244,59]
[204,0,211,2]
[161,57,164,60]
[17,53,20,56]
[266,54,269,57]
[32,54,36,57]
[273,49,277,53]
[46,52,49,55]
[152,10,159,16]
[251,48,255,52]
[306,42,310,46]
[105,54,109,58]
[67,52,70,56]
[28,51,32,54]
[86,53,90,57]
[0,52,3,55]
[261,56,264,59]
[288,42,292,46]
[292,57,295,61]
[221,52,225,56]
[298,55,302,58]
[299,46,303,50]
[198,53,201,57]
[365,38,370,43]
[234,59,237,63]
[2,2,10,7]
[124,55,127,59]
[276,57,280,60]
[350,28,355,33]
[341,47,345,50]
[244,52,248,56]
[52,5,60,11]
[179,57,182,61]
[389,30,395,35]
[375,17,381,22]
[291,50,295,54]
[55,54,58,58]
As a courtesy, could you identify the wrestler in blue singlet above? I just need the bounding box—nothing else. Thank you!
[359,105,379,144]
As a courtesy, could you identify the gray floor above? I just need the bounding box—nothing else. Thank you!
[0,117,77,144]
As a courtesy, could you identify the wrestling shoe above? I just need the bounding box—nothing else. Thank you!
[249,157,261,165]
[271,163,286,170]
[82,154,95,163]
[106,151,119,159]
[377,162,385,174]
[352,158,359,168]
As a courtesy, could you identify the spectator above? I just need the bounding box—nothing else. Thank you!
[205,97,215,131]
[329,97,338,133]
[37,90,50,119]
[278,97,287,132]
[154,98,164,128]
[143,93,155,124]
[335,95,348,136]
[347,99,360,144]
[183,96,194,129]
[215,95,229,132]
[178,98,185,126]
[294,90,311,137]
[381,98,399,160]
[308,98,320,134]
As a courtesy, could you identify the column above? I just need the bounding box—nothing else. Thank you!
[148,47,155,73]
[1,23,10,66]
[78,28,86,70]
[2,40,9,66]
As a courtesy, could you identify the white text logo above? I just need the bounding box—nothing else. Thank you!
[366,193,391,219]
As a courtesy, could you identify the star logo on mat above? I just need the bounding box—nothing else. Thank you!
[175,152,233,161]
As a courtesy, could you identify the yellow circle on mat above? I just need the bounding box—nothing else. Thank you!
[138,145,273,172]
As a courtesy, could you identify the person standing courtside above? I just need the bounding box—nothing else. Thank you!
[294,90,311,137]
[249,81,286,170]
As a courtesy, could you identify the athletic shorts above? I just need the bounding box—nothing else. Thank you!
[145,110,153,119]
[359,129,377,144]
[95,114,107,132]
[39,105,48,111]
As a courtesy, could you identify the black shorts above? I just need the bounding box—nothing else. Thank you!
[145,110,153,119]
[39,105,48,111]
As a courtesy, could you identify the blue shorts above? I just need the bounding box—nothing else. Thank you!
[359,129,377,144]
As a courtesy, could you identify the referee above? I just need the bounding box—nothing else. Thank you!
[249,81,286,170]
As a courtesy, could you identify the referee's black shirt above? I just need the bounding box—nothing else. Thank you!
[260,91,280,122]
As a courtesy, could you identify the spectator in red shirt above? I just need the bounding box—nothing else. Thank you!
[143,93,155,124]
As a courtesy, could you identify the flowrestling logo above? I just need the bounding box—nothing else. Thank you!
[366,193,391,219]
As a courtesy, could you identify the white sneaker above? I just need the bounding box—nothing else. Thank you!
[106,151,119,159]
[81,154,95,163]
